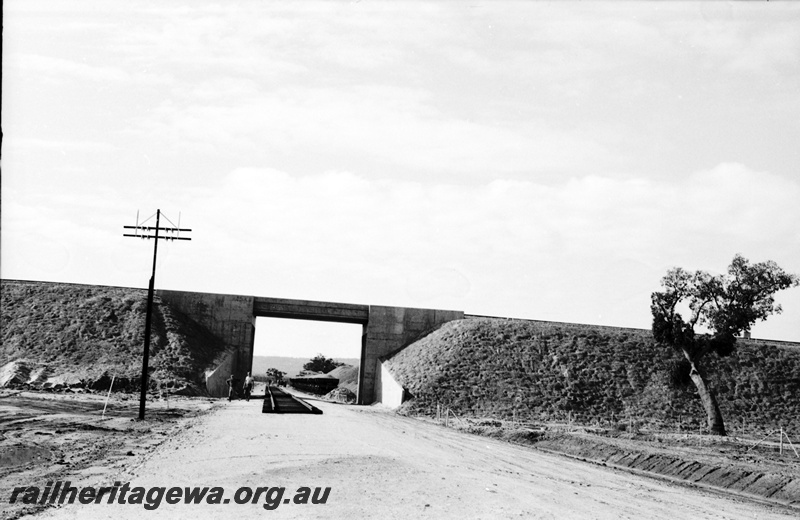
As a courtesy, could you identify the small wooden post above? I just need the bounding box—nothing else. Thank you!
[102,375,116,418]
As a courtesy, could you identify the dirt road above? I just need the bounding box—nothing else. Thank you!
[24,393,796,519]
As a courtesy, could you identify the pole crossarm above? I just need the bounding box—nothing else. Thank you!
[123,226,192,232]
[123,224,192,241]
[122,233,191,241]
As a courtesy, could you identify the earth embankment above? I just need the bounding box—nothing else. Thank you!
[388,317,800,434]
[1,280,227,394]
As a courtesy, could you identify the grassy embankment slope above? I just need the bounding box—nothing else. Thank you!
[388,317,800,434]
[1,280,225,393]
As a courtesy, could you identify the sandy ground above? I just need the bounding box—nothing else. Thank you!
[1,386,795,520]
[0,389,217,520]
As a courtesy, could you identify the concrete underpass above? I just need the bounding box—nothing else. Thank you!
[155,289,463,404]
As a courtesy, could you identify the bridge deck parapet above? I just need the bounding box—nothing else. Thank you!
[253,296,369,324]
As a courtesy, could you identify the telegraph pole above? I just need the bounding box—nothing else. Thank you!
[123,210,191,419]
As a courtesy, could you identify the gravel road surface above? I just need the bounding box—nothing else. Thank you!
[27,393,796,519]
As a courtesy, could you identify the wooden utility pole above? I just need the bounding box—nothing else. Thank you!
[123,210,191,419]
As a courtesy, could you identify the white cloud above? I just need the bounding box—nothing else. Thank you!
[3,138,119,154]
[142,164,796,325]
[670,7,800,76]
[3,159,798,338]
[128,84,617,177]
[3,1,799,342]
[9,54,130,81]
[6,53,153,84]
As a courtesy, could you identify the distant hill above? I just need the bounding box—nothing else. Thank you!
[251,356,359,379]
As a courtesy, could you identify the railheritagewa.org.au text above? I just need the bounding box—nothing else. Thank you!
[8,481,331,511]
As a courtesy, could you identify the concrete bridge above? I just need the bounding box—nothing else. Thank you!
[156,290,463,404]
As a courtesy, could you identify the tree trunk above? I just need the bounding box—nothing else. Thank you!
[685,354,726,436]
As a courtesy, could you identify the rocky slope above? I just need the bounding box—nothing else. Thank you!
[1,280,226,394]
[388,317,800,434]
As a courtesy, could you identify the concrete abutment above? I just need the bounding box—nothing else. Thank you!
[156,289,463,403]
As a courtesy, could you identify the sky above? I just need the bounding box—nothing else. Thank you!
[2,1,799,358]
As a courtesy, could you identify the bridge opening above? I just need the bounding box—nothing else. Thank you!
[252,317,364,400]
[154,290,463,403]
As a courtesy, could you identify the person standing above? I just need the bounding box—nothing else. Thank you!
[226,374,237,401]
[243,372,254,401]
